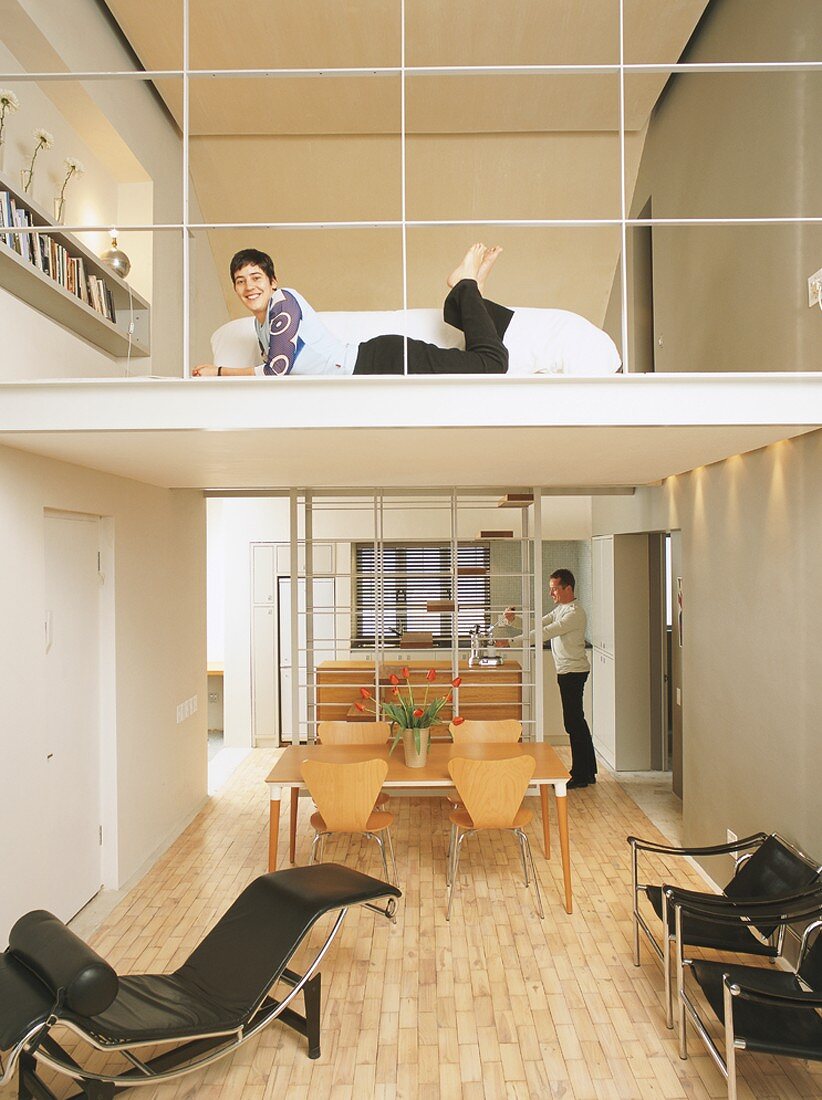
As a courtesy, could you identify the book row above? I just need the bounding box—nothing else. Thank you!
[0,190,117,323]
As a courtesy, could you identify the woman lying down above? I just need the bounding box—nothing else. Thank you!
[193,243,621,379]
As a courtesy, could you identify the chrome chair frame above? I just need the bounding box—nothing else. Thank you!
[446,823,544,921]
[310,826,399,896]
[670,890,822,1099]
[628,831,821,1028]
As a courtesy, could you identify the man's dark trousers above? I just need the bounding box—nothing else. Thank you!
[557,671,597,783]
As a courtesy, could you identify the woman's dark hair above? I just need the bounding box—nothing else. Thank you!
[230,248,276,283]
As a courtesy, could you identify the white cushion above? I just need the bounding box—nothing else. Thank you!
[210,307,621,376]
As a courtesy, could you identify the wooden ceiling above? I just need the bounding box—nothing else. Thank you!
[104,0,710,135]
[99,0,709,316]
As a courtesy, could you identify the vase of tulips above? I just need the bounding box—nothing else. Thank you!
[355,667,464,768]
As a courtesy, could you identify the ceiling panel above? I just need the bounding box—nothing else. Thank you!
[0,424,811,491]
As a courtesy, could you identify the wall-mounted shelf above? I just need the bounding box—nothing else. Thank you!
[0,170,150,358]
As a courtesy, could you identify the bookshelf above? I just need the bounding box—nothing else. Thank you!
[0,169,150,358]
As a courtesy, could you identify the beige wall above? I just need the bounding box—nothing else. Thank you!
[592,428,822,867]
[609,0,822,372]
[0,443,207,937]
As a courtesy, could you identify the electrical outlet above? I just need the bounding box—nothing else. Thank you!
[727,829,737,847]
[809,267,822,308]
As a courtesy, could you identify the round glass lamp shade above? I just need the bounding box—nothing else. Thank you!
[100,239,131,279]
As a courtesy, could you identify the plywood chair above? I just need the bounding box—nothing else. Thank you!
[448,719,523,744]
[445,719,523,811]
[316,720,392,808]
[301,758,398,891]
[446,755,543,920]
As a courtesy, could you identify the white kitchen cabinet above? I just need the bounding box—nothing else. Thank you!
[592,649,616,767]
[591,534,651,771]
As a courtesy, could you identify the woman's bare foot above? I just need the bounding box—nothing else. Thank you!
[476,245,503,295]
[447,242,486,288]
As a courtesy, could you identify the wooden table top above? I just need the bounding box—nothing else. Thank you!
[265,742,570,788]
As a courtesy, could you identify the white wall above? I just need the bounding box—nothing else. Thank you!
[0,443,207,939]
[207,494,593,747]
[592,429,822,864]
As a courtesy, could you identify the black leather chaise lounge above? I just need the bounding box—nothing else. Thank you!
[0,863,401,1098]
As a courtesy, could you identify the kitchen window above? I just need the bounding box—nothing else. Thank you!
[353,542,490,647]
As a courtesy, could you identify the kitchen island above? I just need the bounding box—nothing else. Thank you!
[316,658,522,724]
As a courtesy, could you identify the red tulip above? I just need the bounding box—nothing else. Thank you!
[359,687,372,699]
[452,715,466,726]
[389,673,400,685]
[451,676,462,688]
[355,701,366,712]
[401,667,410,679]
[426,668,437,682]
[392,687,400,697]
[413,707,424,718]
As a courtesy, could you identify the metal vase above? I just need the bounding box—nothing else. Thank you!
[402,726,430,768]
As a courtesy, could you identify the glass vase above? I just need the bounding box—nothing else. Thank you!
[53,197,65,225]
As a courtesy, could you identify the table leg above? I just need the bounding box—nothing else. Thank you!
[268,789,281,872]
[289,787,299,864]
[555,788,573,914]
[539,784,551,859]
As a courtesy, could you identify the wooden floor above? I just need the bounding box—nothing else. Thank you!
[5,750,821,1100]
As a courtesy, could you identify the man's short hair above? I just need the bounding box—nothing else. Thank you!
[550,568,576,590]
[230,249,276,283]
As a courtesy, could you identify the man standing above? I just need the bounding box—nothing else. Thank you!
[500,569,597,789]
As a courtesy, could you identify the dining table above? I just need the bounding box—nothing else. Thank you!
[265,740,574,913]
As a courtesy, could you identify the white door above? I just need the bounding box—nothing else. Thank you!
[42,512,103,920]
[278,577,337,743]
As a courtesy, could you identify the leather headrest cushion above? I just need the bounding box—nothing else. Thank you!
[8,910,118,1017]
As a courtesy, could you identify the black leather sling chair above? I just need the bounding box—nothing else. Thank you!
[628,831,822,1029]
[668,887,822,1099]
[0,864,401,1099]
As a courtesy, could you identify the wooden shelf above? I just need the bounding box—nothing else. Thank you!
[0,170,150,358]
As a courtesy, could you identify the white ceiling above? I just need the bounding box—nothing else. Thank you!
[1,373,817,491]
[0,423,811,491]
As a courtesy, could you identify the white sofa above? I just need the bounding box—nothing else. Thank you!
[210,305,621,376]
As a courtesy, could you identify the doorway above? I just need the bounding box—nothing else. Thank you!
[41,510,105,921]
[648,530,683,797]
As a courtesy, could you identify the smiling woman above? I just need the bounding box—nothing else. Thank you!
[194,243,516,378]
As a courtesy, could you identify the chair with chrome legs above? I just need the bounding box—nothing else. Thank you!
[668,888,822,1099]
[316,720,393,809]
[301,758,398,893]
[0,864,401,1097]
[446,755,543,921]
[627,831,822,1028]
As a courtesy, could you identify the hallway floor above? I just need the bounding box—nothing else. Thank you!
[5,751,819,1099]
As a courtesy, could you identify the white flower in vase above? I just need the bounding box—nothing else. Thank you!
[0,89,20,147]
[21,127,54,194]
[54,157,85,224]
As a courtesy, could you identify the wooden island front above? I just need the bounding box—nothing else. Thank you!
[316,658,522,724]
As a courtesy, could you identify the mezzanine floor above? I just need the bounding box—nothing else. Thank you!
[4,750,819,1100]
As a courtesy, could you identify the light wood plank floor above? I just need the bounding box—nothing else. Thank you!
[4,750,821,1100]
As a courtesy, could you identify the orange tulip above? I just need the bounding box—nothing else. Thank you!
[359,687,372,699]
[355,701,366,712]
[426,668,437,682]
[413,707,424,718]
[389,673,400,685]
[451,676,462,688]
[401,666,410,679]
[452,715,466,726]
[392,687,400,697]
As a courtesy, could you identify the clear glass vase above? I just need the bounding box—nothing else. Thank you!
[53,196,65,224]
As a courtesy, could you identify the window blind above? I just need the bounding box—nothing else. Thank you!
[353,542,490,647]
